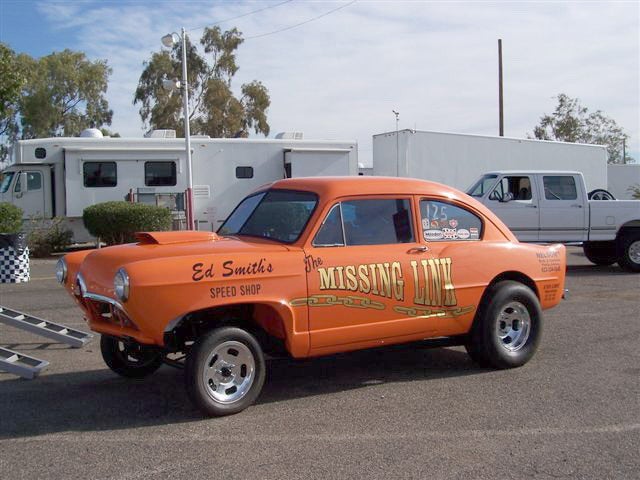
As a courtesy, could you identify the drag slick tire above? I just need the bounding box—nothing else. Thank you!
[617,232,640,273]
[100,335,163,378]
[465,281,543,369]
[583,242,617,266]
[185,327,266,417]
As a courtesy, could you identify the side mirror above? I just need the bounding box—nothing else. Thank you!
[500,192,514,203]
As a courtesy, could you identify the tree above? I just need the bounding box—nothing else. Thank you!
[532,94,631,164]
[19,49,113,139]
[0,43,25,161]
[134,26,270,138]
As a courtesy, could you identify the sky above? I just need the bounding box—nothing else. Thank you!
[0,0,638,165]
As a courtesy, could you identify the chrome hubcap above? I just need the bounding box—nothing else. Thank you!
[496,301,531,352]
[202,341,255,404]
[629,240,640,265]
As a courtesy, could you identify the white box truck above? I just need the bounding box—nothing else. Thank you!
[0,131,358,242]
[373,130,608,192]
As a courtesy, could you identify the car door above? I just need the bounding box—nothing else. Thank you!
[303,196,430,352]
[485,175,539,242]
[415,197,487,337]
[538,174,588,242]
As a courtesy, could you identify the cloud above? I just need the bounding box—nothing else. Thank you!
[32,0,639,164]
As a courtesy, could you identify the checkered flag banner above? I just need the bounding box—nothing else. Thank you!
[0,234,30,284]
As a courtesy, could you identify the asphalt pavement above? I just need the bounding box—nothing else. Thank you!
[0,248,638,479]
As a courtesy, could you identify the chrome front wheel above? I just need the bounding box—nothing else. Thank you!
[186,327,266,417]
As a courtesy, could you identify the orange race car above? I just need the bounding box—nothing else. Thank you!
[58,177,566,416]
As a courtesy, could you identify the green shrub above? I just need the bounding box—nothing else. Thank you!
[83,201,172,245]
[0,202,23,233]
[27,217,73,257]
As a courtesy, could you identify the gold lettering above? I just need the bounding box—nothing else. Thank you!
[377,263,392,298]
[427,259,442,306]
[358,264,371,293]
[319,267,336,290]
[345,265,358,291]
[391,261,404,301]
[411,260,426,305]
[335,266,345,290]
[369,264,379,295]
[441,257,457,306]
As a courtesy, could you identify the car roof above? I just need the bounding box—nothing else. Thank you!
[268,176,460,199]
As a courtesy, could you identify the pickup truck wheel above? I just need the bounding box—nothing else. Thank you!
[583,242,617,266]
[185,327,266,417]
[100,335,163,378]
[465,281,542,369]
[618,233,640,272]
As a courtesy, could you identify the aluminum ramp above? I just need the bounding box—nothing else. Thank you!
[0,347,49,379]
[0,305,93,348]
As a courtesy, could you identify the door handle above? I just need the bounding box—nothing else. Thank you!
[571,204,583,208]
[525,204,537,208]
[408,246,429,253]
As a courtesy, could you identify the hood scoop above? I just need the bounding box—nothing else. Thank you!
[135,231,220,245]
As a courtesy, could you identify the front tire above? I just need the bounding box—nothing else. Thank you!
[100,335,163,378]
[617,232,640,272]
[465,281,543,369]
[185,327,266,417]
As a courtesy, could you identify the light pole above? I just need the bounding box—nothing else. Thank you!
[392,110,399,175]
[161,28,195,230]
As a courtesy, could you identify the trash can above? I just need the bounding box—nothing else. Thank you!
[0,233,30,283]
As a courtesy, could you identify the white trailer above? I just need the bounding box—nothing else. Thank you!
[373,130,608,191]
[607,164,640,200]
[0,131,358,241]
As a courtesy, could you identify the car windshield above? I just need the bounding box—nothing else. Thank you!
[0,171,15,193]
[467,174,499,197]
[218,189,318,243]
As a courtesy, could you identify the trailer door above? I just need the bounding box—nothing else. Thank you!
[285,148,353,177]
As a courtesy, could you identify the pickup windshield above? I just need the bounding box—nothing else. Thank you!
[219,189,318,243]
[467,174,499,197]
[0,171,15,193]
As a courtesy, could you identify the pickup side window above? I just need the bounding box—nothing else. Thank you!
[145,161,177,186]
[543,176,577,200]
[420,200,482,241]
[83,162,117,188]
[489,176,532,201]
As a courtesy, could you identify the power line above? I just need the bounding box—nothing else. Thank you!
[188,0,294,33]
[245,0,357,40]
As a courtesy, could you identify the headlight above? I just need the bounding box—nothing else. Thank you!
[113,268,130,302]
[56,258,67,283]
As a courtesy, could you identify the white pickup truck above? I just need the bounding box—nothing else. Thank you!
[467,171,640,272]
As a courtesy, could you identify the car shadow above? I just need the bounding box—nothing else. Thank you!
[0,342,481,439]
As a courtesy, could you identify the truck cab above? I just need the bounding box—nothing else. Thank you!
[468,170,640,271]
[0,165,53,219]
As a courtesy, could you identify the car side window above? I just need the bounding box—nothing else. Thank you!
[543,176,577,200]
[420,200,482,241]
[313,204,345,246]
[489,176,532,201]
[314,198,414,247]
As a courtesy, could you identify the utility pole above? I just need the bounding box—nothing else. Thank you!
[623,137,627,164]
[393,110,400,175]
[498,39,504,137]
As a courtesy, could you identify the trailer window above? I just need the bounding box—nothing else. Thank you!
[84,162,117,187]
[236,166,254,179]
[0,172,15,193]
[145,161,177,186]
